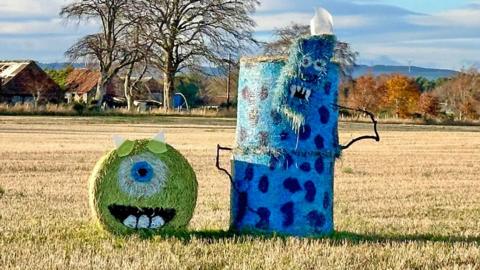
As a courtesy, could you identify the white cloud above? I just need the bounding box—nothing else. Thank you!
[253,13,373,31]
[410,7,480,27]
[0,0,70,18]
[0,18,97,35]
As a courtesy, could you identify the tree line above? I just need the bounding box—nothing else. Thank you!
[340,70,480,120]
[61,0,259,110]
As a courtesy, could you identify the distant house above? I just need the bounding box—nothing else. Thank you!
[64,69,122,104]
[0,61,63,104]
[120,76,164,102]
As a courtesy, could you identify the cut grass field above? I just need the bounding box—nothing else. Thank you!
[0,116,479,269]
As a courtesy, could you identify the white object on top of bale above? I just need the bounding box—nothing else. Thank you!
[310,7,334,36]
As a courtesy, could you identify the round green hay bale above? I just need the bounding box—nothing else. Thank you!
[88,139,197,235]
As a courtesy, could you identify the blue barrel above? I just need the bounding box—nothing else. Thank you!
[231,35,341,237]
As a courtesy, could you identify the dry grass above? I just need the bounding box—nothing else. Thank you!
[0,103,237,118]
[0,116,479,269]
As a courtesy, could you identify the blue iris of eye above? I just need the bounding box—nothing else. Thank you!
[131,161,154,183]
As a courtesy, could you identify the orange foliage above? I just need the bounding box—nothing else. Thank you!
[348,73,387,113]
[418,92,440,117]
[384,74,421,118]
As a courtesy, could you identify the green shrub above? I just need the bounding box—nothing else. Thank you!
[72,102,86,115]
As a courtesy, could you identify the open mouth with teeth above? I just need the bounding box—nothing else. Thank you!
[290,85,312,101]
[108,204,176,230]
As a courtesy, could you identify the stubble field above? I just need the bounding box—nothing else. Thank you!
[0,116,479,269]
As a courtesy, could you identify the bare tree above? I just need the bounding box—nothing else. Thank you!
[434,68,480,120]
[264,23,309,56]
[61,0,145,107]
[264,23,358,80]
[135,0,259,110]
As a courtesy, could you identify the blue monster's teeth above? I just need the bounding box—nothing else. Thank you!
[290,85,312,101]
[290,85,296,98]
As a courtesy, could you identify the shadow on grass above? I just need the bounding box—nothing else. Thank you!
[137,229,480,246]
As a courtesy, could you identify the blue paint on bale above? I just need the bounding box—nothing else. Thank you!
[315,157,324,174]
[284,178,302,193]
[281,202,294,227]
[283,154,294,170]
[319,106,330,124]
[304,181,316,202]
[307,210,326,231]
[258,175,269,193]
[323,192,330,209]
[299,162,311,172]
[231,35,340,237]
[256,207,271,229]
[299,125,312,140]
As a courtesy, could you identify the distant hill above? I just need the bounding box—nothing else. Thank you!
[38,62,458,81]
[353,65,458,80]
[37,62,85,70]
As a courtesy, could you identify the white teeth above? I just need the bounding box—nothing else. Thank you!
[123,215,137,228]
[306,89,311,101]
[137,215,150,229]
[302,88,306,94]
[290,85,296,97]
[150,216,165,229]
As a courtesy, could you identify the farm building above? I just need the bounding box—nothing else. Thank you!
[65,69,164,106]
[121,76,164,102]
[64,69,123,104]
[0,61,63,104]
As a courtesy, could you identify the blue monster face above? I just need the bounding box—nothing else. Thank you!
[273,35,336,132]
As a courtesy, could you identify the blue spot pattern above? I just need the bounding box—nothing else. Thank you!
[299,162,311,172]
[299,125,311,140]
[315,158,324,174]
[283,154,294,170]
[234,192,248,226]
[319,106,330,124]
[284,178,302,193]
[304,181,316,202]
[281,202,294,227]
[315,135,324,149]
[231,36,340,236]
[245,164,254,181]
[323,192,330,209]
[258,175,269,193]
[307,210,326,231]
[256,207,271,229]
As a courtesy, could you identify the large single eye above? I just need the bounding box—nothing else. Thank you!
[118,153,168,198]
[301,56,313,68]
[313,59,327,73]
[131,161,154,183]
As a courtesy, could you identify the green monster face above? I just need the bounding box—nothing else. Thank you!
[89,133,197,234]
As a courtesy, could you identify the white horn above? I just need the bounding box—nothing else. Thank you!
[310,7,334,36]
[153,132,166,143]
[113,135,127,149]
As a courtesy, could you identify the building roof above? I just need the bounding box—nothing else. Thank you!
[0,61,32,85]
[0,60,62,101]
[65,69,101,95]
[65,68,124,97]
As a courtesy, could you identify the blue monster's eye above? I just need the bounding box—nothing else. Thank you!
[131,161,154,183]
[301,56,313,68]
[313,59,327,72]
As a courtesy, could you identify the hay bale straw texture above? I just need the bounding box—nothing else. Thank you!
[89,140,197,235]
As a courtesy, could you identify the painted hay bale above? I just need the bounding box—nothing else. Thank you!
[89,136,197,235]
[231,35,340,237]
